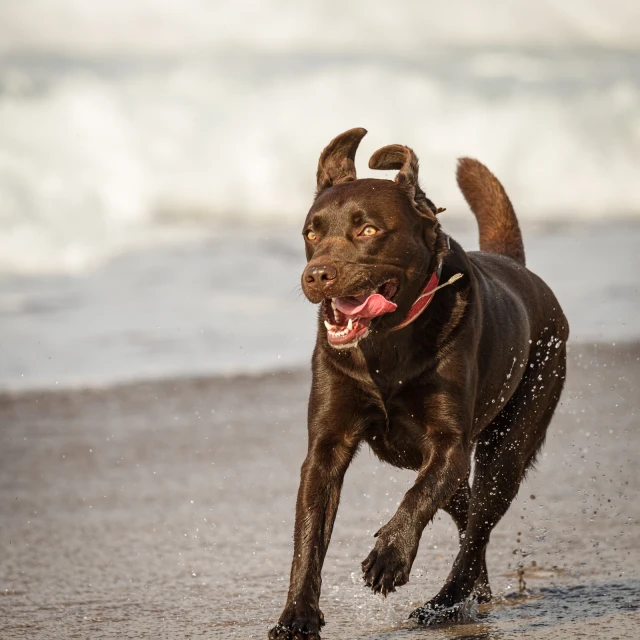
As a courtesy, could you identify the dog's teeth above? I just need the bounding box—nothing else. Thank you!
[324,320,332,330]
[347,318,353,331]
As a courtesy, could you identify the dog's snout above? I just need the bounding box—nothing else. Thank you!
[304,264,337,289]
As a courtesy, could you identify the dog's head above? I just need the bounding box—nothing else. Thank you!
[301,128,447,349]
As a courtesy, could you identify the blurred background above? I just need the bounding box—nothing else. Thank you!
[2,5,640,639]
[1,0,639,390]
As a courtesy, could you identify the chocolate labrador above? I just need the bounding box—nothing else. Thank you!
[269,128,568,639]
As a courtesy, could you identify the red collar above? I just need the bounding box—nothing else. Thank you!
[391,262,443,332]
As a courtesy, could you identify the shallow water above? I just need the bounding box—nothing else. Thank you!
[1,344,638,638]
[2,220,640,391]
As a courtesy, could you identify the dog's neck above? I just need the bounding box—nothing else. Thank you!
[391,235,462,332]
[391,263,444,332]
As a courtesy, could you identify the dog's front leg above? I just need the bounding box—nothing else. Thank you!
[269,394,360,640]
[362,432,469,595]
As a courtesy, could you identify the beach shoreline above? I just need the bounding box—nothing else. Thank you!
[2,219,640,394]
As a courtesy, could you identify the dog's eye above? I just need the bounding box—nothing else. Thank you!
[306,230,317,241]
[360,225,378,237]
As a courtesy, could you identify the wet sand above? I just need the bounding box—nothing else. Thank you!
[1,343,639,639]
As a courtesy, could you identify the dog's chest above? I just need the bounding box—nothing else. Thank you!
[338,347,430,469]
[363,391,427,471]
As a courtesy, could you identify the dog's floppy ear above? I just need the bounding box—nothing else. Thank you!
[369,144,438,216]
[316,128,367,195]
[370,144,444,251]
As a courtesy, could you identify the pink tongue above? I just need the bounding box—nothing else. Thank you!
[334,294,397,319]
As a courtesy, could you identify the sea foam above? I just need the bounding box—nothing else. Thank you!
[1,2,639,274]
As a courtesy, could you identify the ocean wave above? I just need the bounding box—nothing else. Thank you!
[1,48,639,273]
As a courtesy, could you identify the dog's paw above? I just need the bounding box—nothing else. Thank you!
[473,580,492,604]
[361,532,416,596]
[268,622,321,640]
[268,606,324,640]
[409,598,478,626]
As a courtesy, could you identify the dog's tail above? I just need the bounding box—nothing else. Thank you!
[456,158,525,266]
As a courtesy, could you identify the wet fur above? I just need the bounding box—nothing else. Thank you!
[269,130,568,639]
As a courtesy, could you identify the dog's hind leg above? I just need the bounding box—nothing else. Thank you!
[441,477,491,603]
[411,342,567,624]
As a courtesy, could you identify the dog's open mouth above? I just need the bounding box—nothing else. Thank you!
[322,280,398,349]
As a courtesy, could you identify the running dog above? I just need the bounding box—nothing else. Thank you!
[269,128,568,639]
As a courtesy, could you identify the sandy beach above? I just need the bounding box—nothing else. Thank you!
[1,342,639,639]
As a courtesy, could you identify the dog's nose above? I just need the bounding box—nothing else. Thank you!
[304,264,337,289]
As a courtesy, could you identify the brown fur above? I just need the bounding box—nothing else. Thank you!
[316,127,367,195]
[269,130,567,640]
[457,157,526,266]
